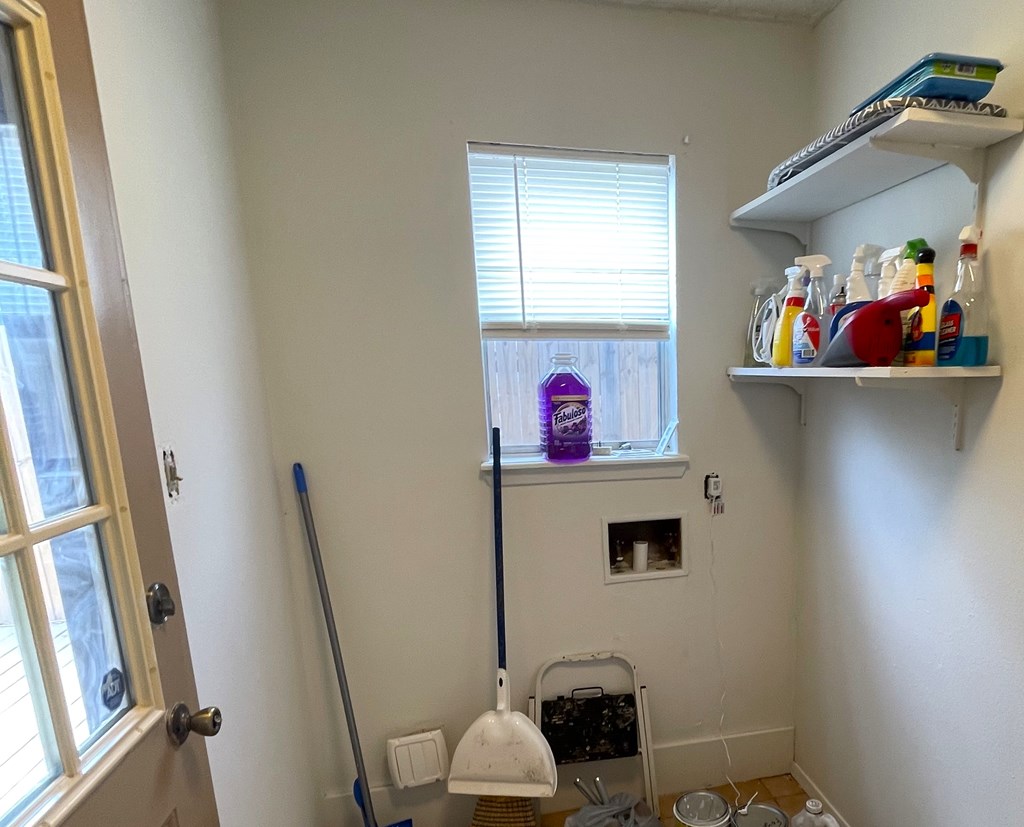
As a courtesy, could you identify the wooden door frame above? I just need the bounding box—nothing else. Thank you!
[41,1,219,823]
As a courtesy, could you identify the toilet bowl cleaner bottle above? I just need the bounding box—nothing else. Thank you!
[904,246,937,366]
[792,256,831,365]
[538,353,591,463]
[771,265,809,367]
[939,225,989,365]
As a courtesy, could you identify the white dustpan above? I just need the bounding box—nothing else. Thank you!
[447,429,557,799]
[448,668,557,797]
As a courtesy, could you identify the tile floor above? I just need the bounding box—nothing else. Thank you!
[540,774,809,826]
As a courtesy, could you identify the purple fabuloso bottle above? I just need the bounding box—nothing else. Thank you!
[538,353,592,463]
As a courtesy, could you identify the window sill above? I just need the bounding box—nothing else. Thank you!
[481,452,689,486]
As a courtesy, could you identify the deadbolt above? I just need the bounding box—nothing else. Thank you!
[166,702,222,747]
[146,582,176,625]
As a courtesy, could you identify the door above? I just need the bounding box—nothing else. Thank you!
[0,1,219,825]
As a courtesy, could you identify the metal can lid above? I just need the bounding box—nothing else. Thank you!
[731,802,789,827]
[673,790,732,827]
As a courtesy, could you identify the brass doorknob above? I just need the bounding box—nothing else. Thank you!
[166,702,222,746]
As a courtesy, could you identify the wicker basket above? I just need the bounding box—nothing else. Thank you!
[470,796,539,827]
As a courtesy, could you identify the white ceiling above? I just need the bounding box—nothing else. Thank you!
[577,0,842,25]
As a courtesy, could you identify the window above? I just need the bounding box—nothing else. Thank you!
[0,8,160,825]
[467,143,677,454]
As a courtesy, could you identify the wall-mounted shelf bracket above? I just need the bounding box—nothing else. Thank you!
[727,366,1000,450]
[853,374,971,450]
[869,138,985,184]
[728,371,806,425]
[728,218,811,246]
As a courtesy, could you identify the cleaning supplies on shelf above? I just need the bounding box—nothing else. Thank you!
[539,354,592,463]
[939,225,989,365]
[770,265,808,367]
[876,246,903,299]
[792,799,840,827]
[819,288,929,367]
[745,278,780,367]
[792,256,831,366]
[904,246,938,366]
[830,243,882,338]
[752,281,787,366]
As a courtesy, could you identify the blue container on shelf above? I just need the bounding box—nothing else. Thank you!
[850,52,1004,115]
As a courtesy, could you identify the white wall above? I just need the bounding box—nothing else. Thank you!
[216,1,810,823]
[795,2,1024,824]
[81,1,318,825]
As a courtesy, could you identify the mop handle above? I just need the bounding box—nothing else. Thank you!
[492,428,506,671]
[293,463,377,827]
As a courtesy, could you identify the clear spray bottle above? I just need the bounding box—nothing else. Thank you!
[939,225,989,365]
[791,255,832,366]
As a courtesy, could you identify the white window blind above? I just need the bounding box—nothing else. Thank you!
[468,144,673,339]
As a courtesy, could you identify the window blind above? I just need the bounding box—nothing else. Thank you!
[468,144,673,340]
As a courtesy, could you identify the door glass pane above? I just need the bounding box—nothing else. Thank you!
[0,28,46,269]
[0,281,90,522]
[0,556,60,823]
[34,526,130,750]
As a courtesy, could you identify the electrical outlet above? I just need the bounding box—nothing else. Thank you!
[704,473,722,500]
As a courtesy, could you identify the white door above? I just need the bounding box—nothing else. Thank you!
[0,1,219,824]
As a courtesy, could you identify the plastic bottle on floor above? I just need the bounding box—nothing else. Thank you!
[792,799,840,827]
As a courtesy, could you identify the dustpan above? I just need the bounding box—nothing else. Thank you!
[448,428,557,798]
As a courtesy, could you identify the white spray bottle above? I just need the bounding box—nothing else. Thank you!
[791,254,832,366]
[831,243,883,337]
[876,246,903,299]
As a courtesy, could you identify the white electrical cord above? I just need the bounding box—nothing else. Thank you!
[707,513,757,814]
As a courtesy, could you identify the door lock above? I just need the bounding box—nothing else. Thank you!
[166,702,222,747]
[146,582,176,625]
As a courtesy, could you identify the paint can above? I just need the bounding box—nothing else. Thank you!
[731,802,789,827]
[673,790,732,827]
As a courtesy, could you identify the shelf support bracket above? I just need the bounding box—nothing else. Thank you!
[730,376,806,425]
[729,218,811,247]
[855,376,969,450]
[869,139,985,184]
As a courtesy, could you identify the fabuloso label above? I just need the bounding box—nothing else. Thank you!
[938,300,963,361]
[792,313,821,365]
[551,395,588,437]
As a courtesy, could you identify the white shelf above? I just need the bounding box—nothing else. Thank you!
[727,365,1002,450]
[727,366,1001,383]
[730,109,1024,243]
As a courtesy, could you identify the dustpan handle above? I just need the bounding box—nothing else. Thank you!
[492,427,506,670]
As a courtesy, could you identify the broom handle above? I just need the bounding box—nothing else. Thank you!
[294,463,377,827]
[492,427,506,670]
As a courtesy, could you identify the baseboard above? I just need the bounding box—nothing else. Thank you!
[791,762,852,827]
[655,726,796,792]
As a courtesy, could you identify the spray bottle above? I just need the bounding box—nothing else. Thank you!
[830,243,883,338]
[939,225,989,365]
[771,265,808,367]
[791,255,832,366]
[876,246,903,299]
[904,246,937,366]
[828,274,847,316]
